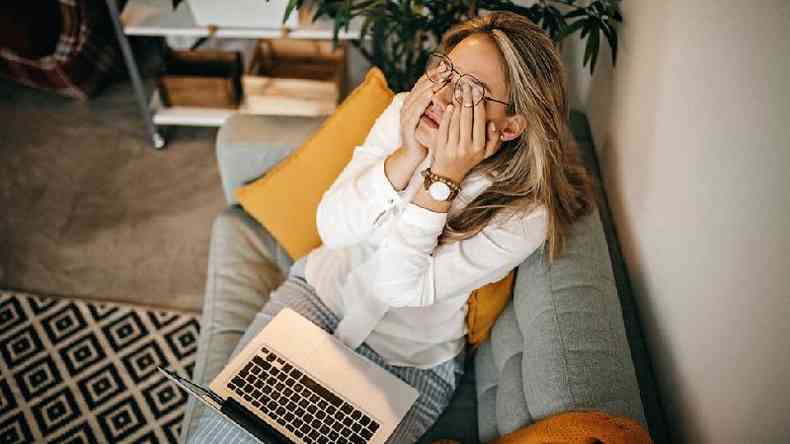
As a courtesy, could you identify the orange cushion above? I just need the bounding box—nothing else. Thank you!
[236,66,514,347]
[488,409,653,444]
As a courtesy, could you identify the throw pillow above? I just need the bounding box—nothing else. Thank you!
[466,269,516,349]
[236,66,515,347]
[488,410,653,444]
[236,67,395,260]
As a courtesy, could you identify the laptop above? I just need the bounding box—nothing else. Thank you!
[159,307,419,444]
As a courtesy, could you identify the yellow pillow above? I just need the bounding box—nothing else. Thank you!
[237,67,395,260]
[466,269,516,349]
[236,66,514,348]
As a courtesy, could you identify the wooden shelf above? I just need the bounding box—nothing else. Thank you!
[150,87,337,127]
[114,0,354,140]
[121,0,361,40]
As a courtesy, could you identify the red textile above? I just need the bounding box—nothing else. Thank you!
[0,0,120,99]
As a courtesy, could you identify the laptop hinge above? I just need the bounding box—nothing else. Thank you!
[221,397,295,444]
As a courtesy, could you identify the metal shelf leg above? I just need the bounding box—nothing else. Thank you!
[106,0,166,149]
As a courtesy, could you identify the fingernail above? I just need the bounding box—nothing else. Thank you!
[447,104,454,112]
[489,121,496,131]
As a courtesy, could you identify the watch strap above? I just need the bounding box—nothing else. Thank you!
[421,168,461,201]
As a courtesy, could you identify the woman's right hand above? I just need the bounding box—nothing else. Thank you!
[399,75,436,161]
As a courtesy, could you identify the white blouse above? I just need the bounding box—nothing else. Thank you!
[303,92,548,369]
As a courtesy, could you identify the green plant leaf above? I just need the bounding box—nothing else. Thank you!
[580,17,593,40]
[607,0,624,21]
[588,24,600,74]
[563,8,588,20]
[283,0,301,25]
[351,0,378,11]
[313,1,334,21]
[582,20,595,66]
[542,6,564,40]
[601,21,618,66]
[557,17,586,41]
[591,1,607,16]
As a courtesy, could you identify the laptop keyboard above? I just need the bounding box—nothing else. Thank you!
[227,345,381,444]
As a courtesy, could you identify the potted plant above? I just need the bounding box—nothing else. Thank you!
[282,0,623,92]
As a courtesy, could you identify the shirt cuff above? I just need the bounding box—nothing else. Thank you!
[358,156,403,209]
[401,202,448,232]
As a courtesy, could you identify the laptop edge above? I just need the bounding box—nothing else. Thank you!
[158,367,294,444]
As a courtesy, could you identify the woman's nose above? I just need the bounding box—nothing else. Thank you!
[430,81,453,109]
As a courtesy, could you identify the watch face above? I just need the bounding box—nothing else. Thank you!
[428,181,452,200]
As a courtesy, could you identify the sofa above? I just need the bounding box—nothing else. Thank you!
[182,109,670,443]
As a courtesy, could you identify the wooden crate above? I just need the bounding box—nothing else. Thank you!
[158,50,243,109]
[243,38,345,116]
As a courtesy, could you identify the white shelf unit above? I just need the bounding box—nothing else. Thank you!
[149,90,236,126]
[122,0,361,40]
[110,0,361,147]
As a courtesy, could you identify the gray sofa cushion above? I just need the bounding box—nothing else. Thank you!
[571,111,670,444]
[475,208,647,442]
[216,114,325,205]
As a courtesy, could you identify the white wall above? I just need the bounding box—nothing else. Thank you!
[563,1,790,442]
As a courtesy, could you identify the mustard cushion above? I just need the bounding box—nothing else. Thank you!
[236,67,394,261]
[236,66,515,347]
[466,270,516,349]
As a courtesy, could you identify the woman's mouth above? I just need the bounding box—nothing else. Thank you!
[420,112,440,129]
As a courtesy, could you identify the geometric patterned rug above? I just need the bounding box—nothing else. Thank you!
[0,290,200,443]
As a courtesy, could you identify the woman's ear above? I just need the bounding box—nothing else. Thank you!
[499,114,528,142]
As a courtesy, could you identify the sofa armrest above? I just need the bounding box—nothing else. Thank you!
[216,114,325,205]
[475,209,647,442]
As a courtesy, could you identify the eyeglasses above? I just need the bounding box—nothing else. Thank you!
[425,52,510,107]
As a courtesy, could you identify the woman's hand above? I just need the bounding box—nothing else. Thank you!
[399,74,436,161]
[432,82,502,182]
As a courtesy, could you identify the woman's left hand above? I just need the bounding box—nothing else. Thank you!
[432,81,502,182]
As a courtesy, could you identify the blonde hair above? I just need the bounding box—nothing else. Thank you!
[437,11,597,264]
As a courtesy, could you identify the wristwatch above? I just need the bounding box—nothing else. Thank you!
[421,168,461,202]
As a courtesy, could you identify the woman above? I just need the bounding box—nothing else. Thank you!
[184,11,595,444]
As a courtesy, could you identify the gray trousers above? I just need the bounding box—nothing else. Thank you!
[179,207,296,444]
